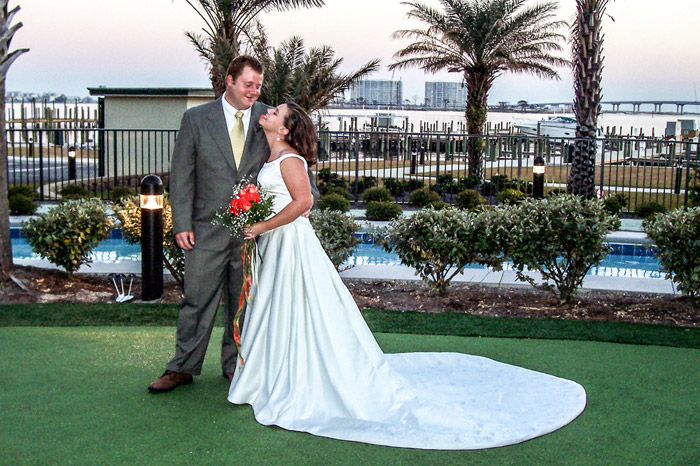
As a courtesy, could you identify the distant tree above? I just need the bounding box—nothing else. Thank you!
[517,100,529,111]
[257,35,379,113]
[568,0,613,198]
[390,0,568,180]
[184,0,325,97]
[0,1,29,280]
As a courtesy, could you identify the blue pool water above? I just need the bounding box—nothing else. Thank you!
[11,234,665,279]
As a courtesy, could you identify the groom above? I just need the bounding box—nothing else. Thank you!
[148,55,271,393]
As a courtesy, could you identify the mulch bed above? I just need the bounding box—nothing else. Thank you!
[1,265,697,328]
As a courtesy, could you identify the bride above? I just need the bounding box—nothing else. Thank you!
[227,102,586,450]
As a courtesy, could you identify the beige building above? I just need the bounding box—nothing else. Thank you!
[87,87,215,178]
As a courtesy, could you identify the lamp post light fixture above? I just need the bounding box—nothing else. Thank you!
[140,174,164,301]
[533,156,545,199]
[67,146,77,180]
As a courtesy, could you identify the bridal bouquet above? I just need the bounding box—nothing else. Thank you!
[213,179,274,232]
[212,178,274,365]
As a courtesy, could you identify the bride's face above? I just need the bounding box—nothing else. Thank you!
[260,104,290,139]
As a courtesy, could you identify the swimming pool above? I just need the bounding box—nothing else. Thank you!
[10,230,665,279]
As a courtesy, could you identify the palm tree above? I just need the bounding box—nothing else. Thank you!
[0,1,28,280]
[390,0,567,180]
[567,0,609,198]
[259,35,380,113]
[184,0,325,97]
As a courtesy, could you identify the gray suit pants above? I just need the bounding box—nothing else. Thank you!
[165,242,243,375]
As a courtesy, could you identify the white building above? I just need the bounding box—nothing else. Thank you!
[424,81,466,109]
[349,80,403,106]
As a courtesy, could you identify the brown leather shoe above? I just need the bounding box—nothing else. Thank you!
[222,370,234,382]
[148,370,193,393]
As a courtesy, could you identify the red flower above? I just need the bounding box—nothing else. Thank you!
[240,200,253,212]
[228,183,261,217]
[236,184,260,207]
[229,198,243,216]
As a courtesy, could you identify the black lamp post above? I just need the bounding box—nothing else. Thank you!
[67,146,77,180]
[533,156,545,199]
[140,175,164,301]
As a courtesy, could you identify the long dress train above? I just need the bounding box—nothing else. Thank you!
[228,153,586,450]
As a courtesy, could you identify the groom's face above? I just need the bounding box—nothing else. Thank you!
[225,66,263,111]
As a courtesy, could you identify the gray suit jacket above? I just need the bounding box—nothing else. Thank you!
[170,99,271,252]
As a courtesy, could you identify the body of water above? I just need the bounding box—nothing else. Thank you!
[319,108,700,137]
[11,237,665,280]
[5,101,696,137]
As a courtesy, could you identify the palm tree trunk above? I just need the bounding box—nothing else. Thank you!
[0,3,29,280]
[569,0,605,198]
[0,78,12,280]
[465,72,489,181]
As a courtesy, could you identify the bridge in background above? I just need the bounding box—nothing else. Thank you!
[538,101,700,114]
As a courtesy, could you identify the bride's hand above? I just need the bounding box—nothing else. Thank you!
[243,223,264,239]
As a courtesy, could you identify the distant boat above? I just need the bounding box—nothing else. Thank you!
[514,116,604,139]
[514,116,604,161]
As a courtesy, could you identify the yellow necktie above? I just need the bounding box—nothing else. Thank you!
[230,110,245,168]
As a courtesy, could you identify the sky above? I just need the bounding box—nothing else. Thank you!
[6,0,700,104]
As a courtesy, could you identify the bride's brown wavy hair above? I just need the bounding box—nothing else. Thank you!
[282,102,317,167]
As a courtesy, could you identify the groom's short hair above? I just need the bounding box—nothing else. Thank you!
[227,55,264,83]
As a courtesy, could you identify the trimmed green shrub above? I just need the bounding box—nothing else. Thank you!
[354,175,377,193]
[8,194,37,215]
[325,185,354,200]
[404,179,425,192]
[365,201,402,221]
[643,207,700,300]
[603,193,628,215]
[689,168,699,207]
[59,184,91,200]
[382,178,405,197]
[457,176,480,191]
[381,207,504,294]
[114,196,184,285]
[429,201,448,210]
[480,181,497,196]
[455,189,486,211]
[489,174,511,191]
[110,185,136,204]
[434,175,460,194]
[318,193,350,212]
[8,185,35,199]
[362,187,392,203]
[21,199,114,276]
[317,168,347,193]
[498,188,526,205]
[408,187,441,207]
[316,168,333,183]
[309,209,360,271]
[503,195,620,303]
[635,201,666,220]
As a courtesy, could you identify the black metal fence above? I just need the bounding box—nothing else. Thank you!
[6,128,699,212]
[6,128,177,201]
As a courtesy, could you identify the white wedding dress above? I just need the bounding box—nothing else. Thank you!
[227,154,586,450]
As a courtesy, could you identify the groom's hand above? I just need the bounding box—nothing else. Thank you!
[175,231,195,250]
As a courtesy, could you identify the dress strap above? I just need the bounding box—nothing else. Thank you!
[276,153,307,167]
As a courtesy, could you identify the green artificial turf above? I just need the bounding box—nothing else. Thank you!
[2,303,700,349]
[0,327,698,465]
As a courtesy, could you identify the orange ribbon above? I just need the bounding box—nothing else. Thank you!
[233,238,256,367]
